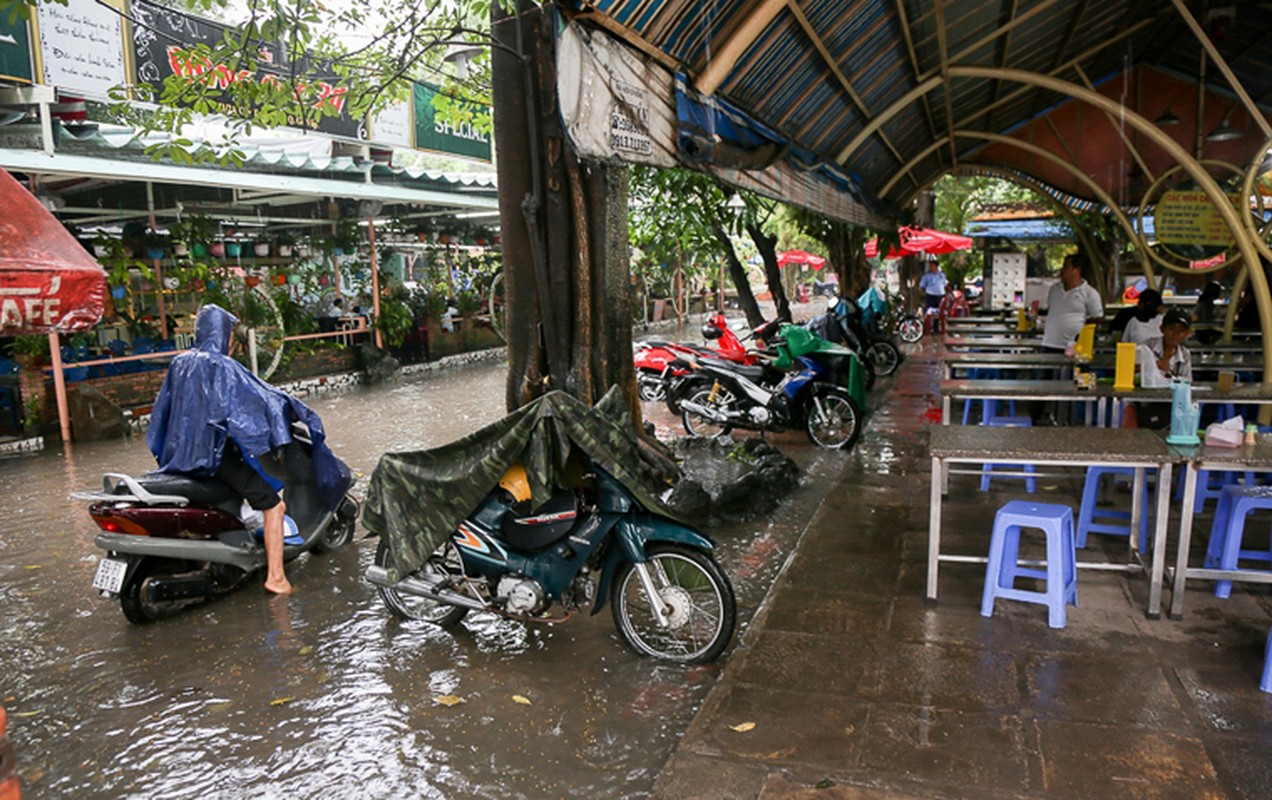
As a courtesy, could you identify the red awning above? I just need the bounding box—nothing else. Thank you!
[864,226,974,259]
[776,250,827,270]
[0,168,106,334]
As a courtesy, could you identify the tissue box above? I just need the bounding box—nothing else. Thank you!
[1204,425,1244,448]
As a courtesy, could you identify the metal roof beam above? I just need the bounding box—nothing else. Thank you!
[916,0,1063,83]
[933,0,958,168]
[892,0,941,147]
[1171,0,1272,140]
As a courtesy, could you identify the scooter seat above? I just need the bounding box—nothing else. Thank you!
[133,472,242,507]
[703,361,770,382]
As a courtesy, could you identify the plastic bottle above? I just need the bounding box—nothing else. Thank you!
[1246,424,1258,447]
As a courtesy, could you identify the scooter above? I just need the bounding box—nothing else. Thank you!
[365,464,737,664]
[633,312,756,405]
[677,324,865,449]
[75,424,360,623]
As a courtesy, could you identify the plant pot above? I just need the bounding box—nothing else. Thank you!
[273,273,287,286]
[287,273,301,285]
[296,244,311,257]
[245,275,261,288]
[110,285,127,300]
[209,242,226,258]
[173,241,189,257]
[144,246,166,260]
[192,243,209,258]
[254,243,271,258]
[162,276,181,290]
[333,246,345,257]
[93,244,110,258]
[417,232,429,243]
[278,244,294,258]
[225,242,242,258]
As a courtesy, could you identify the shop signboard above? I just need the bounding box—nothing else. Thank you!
[130,0,364,140]
[0,10,34,84]
[34,0,127,100]
[413,82,491,162]
[1155,189,1242,267]
[370,100,412,149]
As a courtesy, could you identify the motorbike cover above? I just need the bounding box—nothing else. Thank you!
[364,386,682,582]
[145,304,350,509]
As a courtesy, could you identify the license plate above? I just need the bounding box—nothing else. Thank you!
[92,557,128,594]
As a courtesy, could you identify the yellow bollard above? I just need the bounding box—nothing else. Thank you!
[1114,341,1137,391]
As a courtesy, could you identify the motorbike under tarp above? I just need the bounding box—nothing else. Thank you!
[363,387,680,582]
[773,323,868,410]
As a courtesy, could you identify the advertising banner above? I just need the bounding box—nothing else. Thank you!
[130,0,364,140]
[412,83,491,161]
[0,11,33,84]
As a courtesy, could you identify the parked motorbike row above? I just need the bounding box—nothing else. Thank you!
[634,299,908,450]
[75,394,737,664]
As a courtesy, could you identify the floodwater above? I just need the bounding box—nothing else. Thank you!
[0,355,845,799]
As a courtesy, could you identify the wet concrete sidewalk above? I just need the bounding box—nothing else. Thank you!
[655,340,1272,799]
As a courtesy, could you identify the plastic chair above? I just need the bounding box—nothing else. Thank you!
[1203,485,1272,599]
[979,416,1036,493]
[1076,466,1151,551]
[981,500,1078,629]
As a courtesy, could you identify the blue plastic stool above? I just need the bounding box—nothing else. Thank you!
[1076,466,1151,551]
[961,369,1017,424]
[981,500,1078,629]
[1261,628,1272,694]
[1203,485,1272,599]
[980,416,1036,493]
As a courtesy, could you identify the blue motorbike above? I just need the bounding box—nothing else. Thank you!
[364,465,736,664]
[674,323,865,449]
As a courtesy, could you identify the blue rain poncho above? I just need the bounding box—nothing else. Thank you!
[145,304,349,508]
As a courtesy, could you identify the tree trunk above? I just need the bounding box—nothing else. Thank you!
[492,1,639,418]
[713,222,764,329]
[747,222,790,321]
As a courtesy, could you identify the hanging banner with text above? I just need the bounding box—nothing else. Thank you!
[412,83,491,162]
[130,0,364,140]
[1154,189,1242,267]
[0,11,33,84]
[35,0,127,100]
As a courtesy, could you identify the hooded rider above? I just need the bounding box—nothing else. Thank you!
[146,304,347,594]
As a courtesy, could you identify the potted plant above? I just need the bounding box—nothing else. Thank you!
[11,334,49,369]
[171,215,219,258]
[225,240,243,258]
[332,219,360,256]
[141,230,169,261]
[253,235,272,258]
[273,229,297,258]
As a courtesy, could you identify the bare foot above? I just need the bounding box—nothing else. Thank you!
[265,578,293,594]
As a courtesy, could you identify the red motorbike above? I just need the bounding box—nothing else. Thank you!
[633,313,756,408]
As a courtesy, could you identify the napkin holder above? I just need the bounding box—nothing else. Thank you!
[1113,341,1136,391]
[1166,379,1201,445]
[1073,323,1095,363]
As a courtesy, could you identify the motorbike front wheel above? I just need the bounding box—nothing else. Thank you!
[805,386,862,450]
[374,539,469,627]
[897,315,923,343]
[611,544,736,663]
[866,341,901,376]
[681,386,736,438]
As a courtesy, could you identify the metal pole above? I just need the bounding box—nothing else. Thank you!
[48,331,71,443]
[248,328,259,376]
[369,219,383,349]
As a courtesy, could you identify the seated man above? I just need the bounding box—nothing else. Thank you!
[1128,308,1193,428]
[146,304,346,593]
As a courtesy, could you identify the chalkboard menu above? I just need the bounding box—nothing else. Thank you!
[0,11,33,83]
[130,0,364,140]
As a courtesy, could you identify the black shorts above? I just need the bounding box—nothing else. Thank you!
[216,441,281,510]
[924,294,943,310]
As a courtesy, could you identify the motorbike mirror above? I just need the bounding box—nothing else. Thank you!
[701,324,723,340]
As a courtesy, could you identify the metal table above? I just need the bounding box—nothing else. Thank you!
[939,379,1110,426]
[1170,438,1272,618]
[928,426,1177,617]
[941,352,1074,380]
[943,336,1044,352]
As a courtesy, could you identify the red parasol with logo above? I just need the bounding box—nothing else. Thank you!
[776,250,827,270]
[0,167,106,334]
[864,226,973,259]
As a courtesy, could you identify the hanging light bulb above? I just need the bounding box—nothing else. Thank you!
[1154,108,1181,126]
[1207,107,1242,142]
[726,193,746,210]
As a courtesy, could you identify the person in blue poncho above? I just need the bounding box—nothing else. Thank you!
[146,304,348,594]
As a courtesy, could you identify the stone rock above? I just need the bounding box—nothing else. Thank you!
[359,342,401,385]
[667,435,801,523]
[68,385,129,441]
[663,479,712,524]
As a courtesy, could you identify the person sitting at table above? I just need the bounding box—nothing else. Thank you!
[1126,308,1193,429]
[1119,289,1164,344]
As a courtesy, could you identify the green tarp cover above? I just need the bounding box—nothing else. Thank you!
[363,387,677,582]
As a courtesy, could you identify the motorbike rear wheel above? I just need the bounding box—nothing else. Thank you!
[119,558,181,624]
[374,539,469,627]
[805,386,862,450]
[681,386,736,438]
[866,341,901,376]
[311,498,357,554]
[636,368,667,402]
[611,544,736,663]
[897,315,923,343]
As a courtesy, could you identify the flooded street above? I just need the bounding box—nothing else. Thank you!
[0,354,846,799]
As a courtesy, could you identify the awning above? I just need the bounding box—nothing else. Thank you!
[864,226,974,259]
[0,167,105,333]
[776,250,826,270]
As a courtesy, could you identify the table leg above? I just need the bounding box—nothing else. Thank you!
[1169,462,1198,619]
[942,397,951,425]
[927,455,943,603]
[1129,466,1145,557]
[1146,462,1173,619]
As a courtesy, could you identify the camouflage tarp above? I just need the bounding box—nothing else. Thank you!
[363,387,680,582]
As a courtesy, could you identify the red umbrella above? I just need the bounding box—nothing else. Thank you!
[864,226,973,259]
[0,168,106,333]
[776,250,827,270]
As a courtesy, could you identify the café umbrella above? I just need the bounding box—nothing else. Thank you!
[864,226,974,259]
[0,167,108,443]
[776,250,827,270]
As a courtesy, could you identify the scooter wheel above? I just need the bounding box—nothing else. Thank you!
[611,544,736,663]
[374,539,468,627]
[867,341,901,376]
[120,559,164,624]
[897,316,923,344]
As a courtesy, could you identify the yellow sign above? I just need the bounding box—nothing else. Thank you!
[1155,190,1241,247]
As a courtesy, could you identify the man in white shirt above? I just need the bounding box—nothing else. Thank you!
[1040,253,1103,351]
[918,261,948,311]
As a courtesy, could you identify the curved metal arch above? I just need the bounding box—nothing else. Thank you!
[842,65,1271,363]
